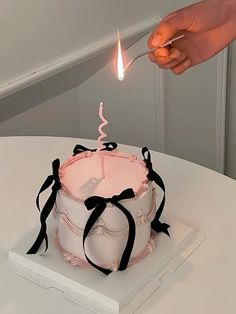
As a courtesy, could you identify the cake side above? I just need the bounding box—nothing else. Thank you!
[55,182,156,266]
[54,149,156,269]
[26,142,169,275]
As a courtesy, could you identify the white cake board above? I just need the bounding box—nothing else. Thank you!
[5,218,204,314]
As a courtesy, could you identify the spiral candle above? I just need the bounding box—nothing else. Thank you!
[97,102,108,150]
[97,102,108,178]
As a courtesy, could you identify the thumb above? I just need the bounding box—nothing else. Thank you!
[148,10,193,48]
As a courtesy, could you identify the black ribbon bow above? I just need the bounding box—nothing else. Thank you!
[142,147,170,236]
[84,188,136,275]
[27,159,61,254]
[73,142,117,156]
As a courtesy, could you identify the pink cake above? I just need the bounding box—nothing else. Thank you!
[27,142,169,275]
[27,96,168,275]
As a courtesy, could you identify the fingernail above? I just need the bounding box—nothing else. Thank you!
[152,34,162,47]
[155,48,169,57]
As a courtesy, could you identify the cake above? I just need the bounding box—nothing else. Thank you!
[27,142,169,275]
[27,104,169,275]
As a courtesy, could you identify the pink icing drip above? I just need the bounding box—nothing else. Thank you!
[54,230,156,271]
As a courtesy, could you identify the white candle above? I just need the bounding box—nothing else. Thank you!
[97,102,108,178]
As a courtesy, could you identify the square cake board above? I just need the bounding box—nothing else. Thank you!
[7,218,204,314]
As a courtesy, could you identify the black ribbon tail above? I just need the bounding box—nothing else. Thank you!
[27,159,61,254]
[149,171,165,220]
[36,175,54,211]
[27,189,58,254]
[83,201,112,275]
[151,220,170,237]
[114,202,136,271]
[142,147,170,236]
[83,188,136,275]
[150,171,170,236]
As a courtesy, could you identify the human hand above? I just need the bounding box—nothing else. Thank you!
[148,0,236,74]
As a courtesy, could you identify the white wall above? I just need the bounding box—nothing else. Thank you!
[0,34,161,149]
[0,34,224,172]
[0,0,230,174]
[165,58,218,168]
[0,0,195,97]
[0,87,80,137]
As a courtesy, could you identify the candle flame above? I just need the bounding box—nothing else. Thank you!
[116,31,125,81]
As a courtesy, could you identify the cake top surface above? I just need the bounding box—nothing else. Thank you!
[59,150,148,200]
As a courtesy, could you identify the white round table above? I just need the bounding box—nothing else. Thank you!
[0,136,235,314]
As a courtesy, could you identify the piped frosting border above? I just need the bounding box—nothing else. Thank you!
[59,150,149,203]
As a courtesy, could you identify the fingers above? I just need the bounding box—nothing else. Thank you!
[149,47,187,69]
[149,46,192,74]
[148,10,194,48]
[171,58,192,75]
[153,47,169,57]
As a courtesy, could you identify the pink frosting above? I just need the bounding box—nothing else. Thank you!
[60,151,148,201]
